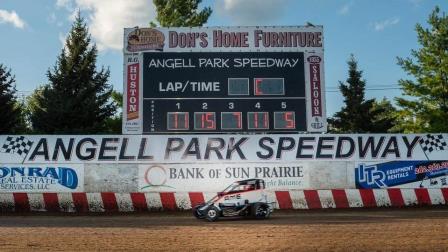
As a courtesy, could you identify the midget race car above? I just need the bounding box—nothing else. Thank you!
[193,179,274,221]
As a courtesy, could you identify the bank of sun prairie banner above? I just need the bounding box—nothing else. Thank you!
[0,134,446,164]
[138,163,309,192]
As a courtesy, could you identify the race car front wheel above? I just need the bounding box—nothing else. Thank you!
[205,206,220,222]
[193,205,205,219]
[251,203,270,219]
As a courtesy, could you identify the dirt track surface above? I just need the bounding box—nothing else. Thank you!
[1,208,448,251]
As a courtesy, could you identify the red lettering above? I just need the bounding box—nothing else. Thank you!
[127,63,139,120]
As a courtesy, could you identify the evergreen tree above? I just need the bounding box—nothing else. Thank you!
[0,64,25,133]
[29,13,115,133]
[371,98,398,133]
[152,0,212,27]
[103,90,123,133]
[395,6,448,133]
[328,55,394,133]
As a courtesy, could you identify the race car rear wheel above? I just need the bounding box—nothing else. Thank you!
[251,203,270,219]
[205,206,220,222]
[193,205,205,219]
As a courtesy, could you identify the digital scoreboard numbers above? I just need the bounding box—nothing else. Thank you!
[142,51,309,133]
[194,112,216,130]
[167,112,189,130]
[274,112,296,129]
[221,112,242,130]
[254,78,284,95]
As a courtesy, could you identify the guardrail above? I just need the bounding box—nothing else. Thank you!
[1,188,447,213]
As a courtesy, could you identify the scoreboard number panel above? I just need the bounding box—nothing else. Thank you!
[228,78,249,96]
[274,111,296,129]
[221,112,243,130]
[167,112,189,130]
[194,112,216,130]
[247,112,269,129]
[254,78,285,96]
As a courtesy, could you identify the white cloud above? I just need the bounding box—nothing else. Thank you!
[57,0,156,51]
[56,0,73,10]
[68,9,78,22]
[215,0,289,25]
[0,9,26,29]
[374,17,400,31]
[338,1,353,15]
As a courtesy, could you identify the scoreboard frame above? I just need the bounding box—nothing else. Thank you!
[123,26,327,134]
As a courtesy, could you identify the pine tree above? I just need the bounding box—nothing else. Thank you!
[328,55,394,133]
[29,13,115,133]
[152,0,212,27]
[103,90,123,133]
[0,64,25,133]
[395,6,448,133]
[371,98,398,133]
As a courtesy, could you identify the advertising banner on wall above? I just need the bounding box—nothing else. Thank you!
[0,164,84,192]
[355,160,448,189]
[0,134,446,164]
[138,163,308,192]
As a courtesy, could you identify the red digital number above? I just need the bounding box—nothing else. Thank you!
[233,112,241,128]
[255,79,263,95]
[254,112,268,128]
[284,112,295,128]
[168,112,188,130]
[201,112,215,129]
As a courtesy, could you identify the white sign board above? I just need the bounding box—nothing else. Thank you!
[0,134,446,164]
[0,164,84,192]
[138,163,309,192]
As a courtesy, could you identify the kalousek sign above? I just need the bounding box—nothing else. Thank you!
[0,134,446,164]
[123,26,326,134]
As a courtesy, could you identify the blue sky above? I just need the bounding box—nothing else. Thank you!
[0,0,446,116]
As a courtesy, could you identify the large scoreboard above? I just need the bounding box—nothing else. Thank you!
[123,26,326,134]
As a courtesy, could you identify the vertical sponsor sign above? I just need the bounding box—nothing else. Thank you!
[123,54,143,134]
[308,56,322,117]
[127,63,139,120]
[123,28,166,134]
[305,53,326,131]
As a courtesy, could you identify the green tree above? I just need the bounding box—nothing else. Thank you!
[104,90,123,133]
[371,98,398,133]
[152,0,212,27]
[328,55,396,133]
[0,64,27,133]
[29,13,115,133]
[396,6,448,133]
